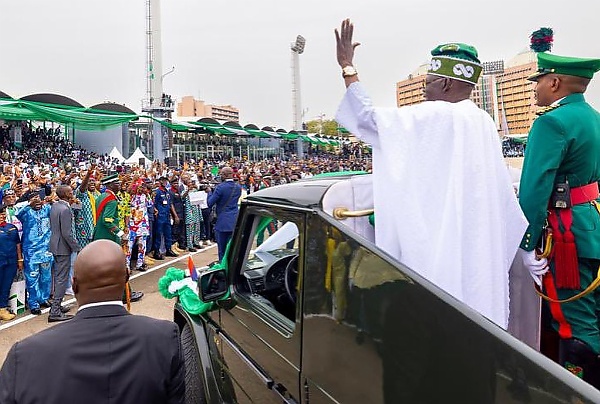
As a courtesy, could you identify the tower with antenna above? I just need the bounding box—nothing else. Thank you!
[142,0,173,162]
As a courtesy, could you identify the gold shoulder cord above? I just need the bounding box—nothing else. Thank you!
[536,266,600,304]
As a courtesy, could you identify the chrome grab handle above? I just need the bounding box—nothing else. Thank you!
[332,207,374,220]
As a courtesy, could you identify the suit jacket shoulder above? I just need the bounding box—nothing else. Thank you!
[0,306,184,404]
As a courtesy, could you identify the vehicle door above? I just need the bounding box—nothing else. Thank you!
[299,212,600,403]
[207,204,305,403]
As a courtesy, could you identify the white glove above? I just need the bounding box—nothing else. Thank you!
[516,248,548,286]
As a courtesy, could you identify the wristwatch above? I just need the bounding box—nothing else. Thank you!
[342,65,358,78]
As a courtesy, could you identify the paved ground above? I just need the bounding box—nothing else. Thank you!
[506,156,524,169]
[0,245,219,367]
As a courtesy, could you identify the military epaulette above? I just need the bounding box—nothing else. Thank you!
[535,104,562,116]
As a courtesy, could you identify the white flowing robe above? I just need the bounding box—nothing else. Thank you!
[336,82,527,329]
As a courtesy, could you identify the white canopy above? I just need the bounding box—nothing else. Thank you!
[124,147,151,167]
[108,146,125,163]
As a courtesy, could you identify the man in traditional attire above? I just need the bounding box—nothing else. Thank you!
[127,182,150,272]
[519,49,600,385]
[93,174,143,303]
[334,19,527,329]
[73,167,100,249]
[2,189,23,239]
[16,193,53,315]
[117,181,132,235]
[182,178,202,252]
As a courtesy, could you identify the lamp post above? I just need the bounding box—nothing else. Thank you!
[291,35,305,158]
[161,66,175,86]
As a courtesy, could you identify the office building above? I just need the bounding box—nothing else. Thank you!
[176,96,239,122]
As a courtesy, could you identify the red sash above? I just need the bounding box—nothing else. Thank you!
[548,182,599,289]
[96,192,117,224]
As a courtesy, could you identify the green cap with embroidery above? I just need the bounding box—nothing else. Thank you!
[428,43,483,85]
[528,52,600,81]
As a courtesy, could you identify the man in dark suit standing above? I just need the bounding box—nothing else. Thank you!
[208,166,241,260]
[48,185,80,322]
[0,239,185,404]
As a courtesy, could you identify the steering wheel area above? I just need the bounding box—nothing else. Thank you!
[284,255,299,304]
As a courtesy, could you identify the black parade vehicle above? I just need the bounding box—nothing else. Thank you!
[173,172,600,403]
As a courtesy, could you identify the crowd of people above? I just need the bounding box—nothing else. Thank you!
[0,130,372,322]
[0,123,123,172]
[502,138,526,157]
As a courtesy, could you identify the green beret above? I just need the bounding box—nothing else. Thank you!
[528,52,600,81]
[428,43,483,85]
[101,173,120,185]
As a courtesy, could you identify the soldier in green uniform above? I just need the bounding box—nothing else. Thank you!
[93,174,124,243]
[519,51,600,386]
[93,174,144,302]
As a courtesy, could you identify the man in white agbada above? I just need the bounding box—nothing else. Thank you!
[334,19,541,329]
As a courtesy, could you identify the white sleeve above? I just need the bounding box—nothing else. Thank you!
[335,82,380,148]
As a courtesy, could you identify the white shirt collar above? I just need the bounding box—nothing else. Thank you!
[78,300,124,312]
[551,96,566,106]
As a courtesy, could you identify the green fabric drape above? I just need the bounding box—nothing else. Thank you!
[0,99,138,130]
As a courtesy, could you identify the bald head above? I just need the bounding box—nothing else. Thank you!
[220,166,234,180]
[56,185,73,201]
[73,240,128,306]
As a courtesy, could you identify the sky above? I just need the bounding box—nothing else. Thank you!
[1,0,598,130]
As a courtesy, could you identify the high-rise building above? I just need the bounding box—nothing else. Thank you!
[396,63,428,107]
[395,50,538,136]
[176,96,239,122]
[496,51,537,136]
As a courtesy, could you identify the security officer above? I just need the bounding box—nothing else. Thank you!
[0,204,22,322]
[519,51,600,386]
[153,177,179,260]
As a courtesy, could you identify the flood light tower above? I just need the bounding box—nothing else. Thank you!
[291,35,306,158]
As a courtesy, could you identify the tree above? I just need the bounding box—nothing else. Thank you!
[305,119,341,137]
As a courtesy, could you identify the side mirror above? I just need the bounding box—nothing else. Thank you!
[198,269,228,302]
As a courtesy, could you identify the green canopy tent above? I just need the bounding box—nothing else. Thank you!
[187,118,236,135]
[277,128,296,140]
[243,124,271,138]
[260,126,282,138]
[153,118,203,133]
[0,98,138,130]
[223,121,252,137]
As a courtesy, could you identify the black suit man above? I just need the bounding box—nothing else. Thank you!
[0,240,185,404]
[48,185,80,322]
[208,166,241,260]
